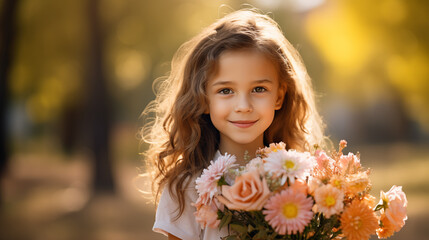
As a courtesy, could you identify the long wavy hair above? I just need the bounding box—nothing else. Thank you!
[141,9,326,218]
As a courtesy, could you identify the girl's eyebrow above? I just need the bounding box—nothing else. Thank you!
[211,79,273,87]
[210,80,232,87]
[253,79,273,84]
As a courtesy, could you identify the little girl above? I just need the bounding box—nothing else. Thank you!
[142,9,326,240]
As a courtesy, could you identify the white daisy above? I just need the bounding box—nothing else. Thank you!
[263,149,315,183]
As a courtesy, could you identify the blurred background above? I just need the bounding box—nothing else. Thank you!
[1,0,428,239]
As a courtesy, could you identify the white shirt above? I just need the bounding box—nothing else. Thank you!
[153,151,229,240]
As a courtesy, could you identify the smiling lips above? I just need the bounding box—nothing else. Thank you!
[229,120,258,128]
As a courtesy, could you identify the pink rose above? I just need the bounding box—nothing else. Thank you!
[217,170,270,211]
[380,185,407,232]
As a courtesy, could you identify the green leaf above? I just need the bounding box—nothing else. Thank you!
[374,203,384,211]
[217,209,224,220]
[218,176,228,186]
[253,229,267,240]
[230,224,247,235]
[225,236,238,240]
[267,231,277,240]
[219,212,232,230]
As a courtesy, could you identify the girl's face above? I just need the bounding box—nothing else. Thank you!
[206,49,284,151]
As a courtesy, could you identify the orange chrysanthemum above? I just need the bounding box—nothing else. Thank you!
[376,214,396,239]
[340,200,378,240]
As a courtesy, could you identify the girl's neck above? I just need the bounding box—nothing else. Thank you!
[218,134,264,166]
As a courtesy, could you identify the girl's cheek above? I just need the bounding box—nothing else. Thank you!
[253,95,276,107]
[211,98,230,112]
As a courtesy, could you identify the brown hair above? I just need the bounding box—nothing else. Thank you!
[141,9,326,218]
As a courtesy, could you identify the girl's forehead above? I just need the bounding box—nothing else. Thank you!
[212,48,280,73]
[207,49,279,85]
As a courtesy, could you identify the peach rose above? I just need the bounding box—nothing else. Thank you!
[217,170,270,211]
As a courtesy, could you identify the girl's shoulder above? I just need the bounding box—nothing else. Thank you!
[175,150,222,193]
[163,150,222,200]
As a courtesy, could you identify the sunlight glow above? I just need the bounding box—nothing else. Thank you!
[252,0,325,12]
[115,50,149,90]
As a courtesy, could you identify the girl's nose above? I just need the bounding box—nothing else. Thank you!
[234,94,253,113]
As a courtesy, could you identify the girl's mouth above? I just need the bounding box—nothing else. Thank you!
[229,120,258,128]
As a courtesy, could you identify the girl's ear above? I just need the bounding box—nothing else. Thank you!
[275,85,286,110]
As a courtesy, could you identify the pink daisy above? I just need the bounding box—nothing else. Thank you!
[263,189,313,235]
[195,153,237,204]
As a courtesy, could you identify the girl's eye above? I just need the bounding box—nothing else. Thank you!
[218,88,233,95]
[253,86,267,93]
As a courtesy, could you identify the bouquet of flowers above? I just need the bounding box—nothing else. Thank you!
[193,141,407,240]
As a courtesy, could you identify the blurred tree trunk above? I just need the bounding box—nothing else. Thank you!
[86,0,115,194]
[0,0,19,188]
